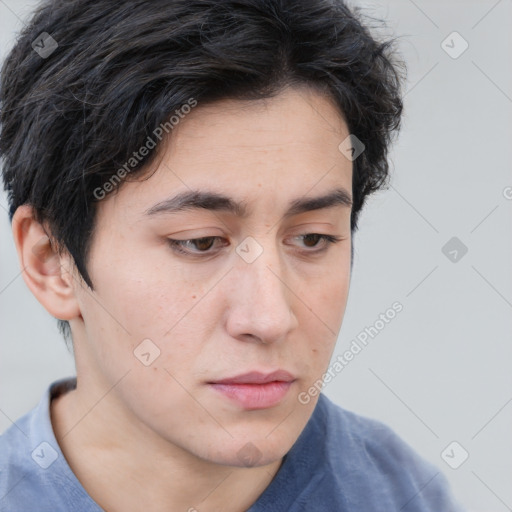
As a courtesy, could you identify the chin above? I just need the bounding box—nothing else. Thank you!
[204,436,291,468]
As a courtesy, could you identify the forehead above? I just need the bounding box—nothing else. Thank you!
[100,86,352,221]
[170,86,348,151]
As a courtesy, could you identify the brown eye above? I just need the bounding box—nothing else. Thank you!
[302,234,323,248]
[293,233,343,252]
[167,233,343,258]
[167,236,225,256]
[193,237,215,251]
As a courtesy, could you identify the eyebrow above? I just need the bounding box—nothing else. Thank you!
[145,187,353,218]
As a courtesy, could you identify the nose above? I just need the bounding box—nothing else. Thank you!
[224,239,299,344]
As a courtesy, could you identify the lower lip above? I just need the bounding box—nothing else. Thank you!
[209,381,294,410]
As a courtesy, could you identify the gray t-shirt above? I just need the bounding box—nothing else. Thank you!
[0,377,465,511]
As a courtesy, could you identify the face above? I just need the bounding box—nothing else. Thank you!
[70,86,353,467]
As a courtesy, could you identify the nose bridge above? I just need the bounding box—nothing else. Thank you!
[227,234,297,342]
[247,245,282,294]
[237,234,288,305]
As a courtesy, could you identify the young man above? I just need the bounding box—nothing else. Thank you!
[0,0,464,510]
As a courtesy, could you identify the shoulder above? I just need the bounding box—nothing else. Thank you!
[310,393,465,510]
[318,392,425,466]
[0,403,48,509]
[0,379,102,512]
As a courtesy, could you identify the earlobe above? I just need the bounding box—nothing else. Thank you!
[11,205,81,321]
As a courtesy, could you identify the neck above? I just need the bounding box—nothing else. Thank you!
[50,383,283,512]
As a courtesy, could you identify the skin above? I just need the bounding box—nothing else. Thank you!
[12,85,353,512]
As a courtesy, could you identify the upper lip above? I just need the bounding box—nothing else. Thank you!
[209,370,296,385]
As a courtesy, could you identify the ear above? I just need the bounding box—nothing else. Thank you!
[11,205,81,321]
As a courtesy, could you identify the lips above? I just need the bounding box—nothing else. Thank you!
[208,370,297,410]
[209,370,296,385]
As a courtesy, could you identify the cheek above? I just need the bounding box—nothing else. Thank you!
[86,246,181,330]
[302,271,350,361]
[82,265,214,374]
[312,269,350,326]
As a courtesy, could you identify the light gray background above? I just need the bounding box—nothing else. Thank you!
[1,1,511,510]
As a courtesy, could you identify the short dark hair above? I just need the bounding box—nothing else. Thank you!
[0,0,405,340]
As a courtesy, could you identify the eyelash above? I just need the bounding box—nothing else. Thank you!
[167,234,344,257]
